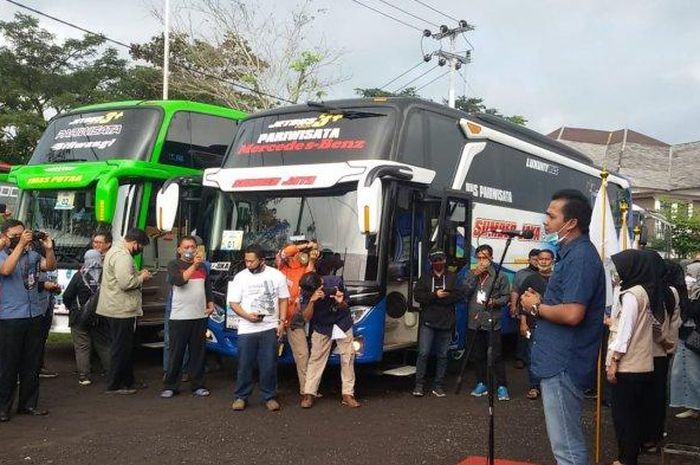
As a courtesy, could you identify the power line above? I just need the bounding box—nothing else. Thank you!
[380,61,425,89]
[348,0,424,32]
[410,0,459,23]
[393,64,439,93]
[4,0,295,104]
[374,0,439,28]
[415,69,449,92]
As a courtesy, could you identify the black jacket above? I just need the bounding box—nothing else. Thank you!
[62,270,97,327]
[413,271,463,330]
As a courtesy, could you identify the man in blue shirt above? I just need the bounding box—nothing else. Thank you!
[521,190,605,465]
[0,219,56,422]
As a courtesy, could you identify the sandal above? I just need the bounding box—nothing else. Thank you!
[527,388,540,400]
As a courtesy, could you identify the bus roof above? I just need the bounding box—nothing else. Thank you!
[247,96,597,168]
[63,100,247,120]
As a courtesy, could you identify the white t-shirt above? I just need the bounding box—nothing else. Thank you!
[227,266,290,335]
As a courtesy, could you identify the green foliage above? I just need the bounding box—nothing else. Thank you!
[656,199,700,258]
[354,87,419,98]
[0,13,152,164]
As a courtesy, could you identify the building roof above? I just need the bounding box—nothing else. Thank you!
[548,127,669,147]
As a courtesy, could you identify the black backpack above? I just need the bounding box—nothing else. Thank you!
[74,274,100,328]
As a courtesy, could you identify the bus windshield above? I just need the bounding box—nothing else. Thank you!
[25,189,100,266]
[214,189,376,282]
[224,107,396,168]
[29,108,162,164]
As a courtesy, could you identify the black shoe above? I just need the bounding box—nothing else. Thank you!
[17,408,48,416]
[38,368,58,379]
[0,411,9,422]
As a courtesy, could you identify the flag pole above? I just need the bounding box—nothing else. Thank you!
[620,202,629,250]
[595,167,609,464]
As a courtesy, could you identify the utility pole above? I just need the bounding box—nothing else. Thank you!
[423,20,474,108]
[162,0,170,100]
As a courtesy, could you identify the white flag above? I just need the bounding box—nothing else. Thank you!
[590,182,620,306]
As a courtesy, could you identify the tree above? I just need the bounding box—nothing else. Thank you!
[136,0,347,111]
[0,13,151,164]
[653,200,700,258]
[354,87,419,98]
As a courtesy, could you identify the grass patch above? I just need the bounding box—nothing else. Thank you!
[47,332,73,346]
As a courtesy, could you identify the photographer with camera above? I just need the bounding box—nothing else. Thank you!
[299,266,360,409]
[412,250,463,398]
[0,219,56,422]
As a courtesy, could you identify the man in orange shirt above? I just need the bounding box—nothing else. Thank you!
[276,241,318,396]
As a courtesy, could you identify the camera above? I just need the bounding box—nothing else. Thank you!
[32,231,47,241]
[323,287,338,297]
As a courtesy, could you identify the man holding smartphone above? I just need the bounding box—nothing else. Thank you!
[412,250,463,398]
[228,244,289,412]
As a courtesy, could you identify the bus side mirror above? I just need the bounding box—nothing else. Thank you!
[95,177,119,223]
[156,181,180,232]
[357,177,382,235]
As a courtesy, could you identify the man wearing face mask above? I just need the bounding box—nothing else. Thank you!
[96,228,152,395]
[520,189,606,465]
[0,219,56,421]
[464,244,512,401]
[412,250,463,398]
[510,248,541,370]
[161,236,214,399]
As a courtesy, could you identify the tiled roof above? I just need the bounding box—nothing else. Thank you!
[548,127,669,147]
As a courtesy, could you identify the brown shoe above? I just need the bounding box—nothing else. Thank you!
[341,394,360,408]
[231,399,246,411]
[301,394,314,409]
[265,399,281,412]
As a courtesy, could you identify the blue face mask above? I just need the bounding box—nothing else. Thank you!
[542,222,572,252]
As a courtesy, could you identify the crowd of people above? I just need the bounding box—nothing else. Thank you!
[1,189,699,465]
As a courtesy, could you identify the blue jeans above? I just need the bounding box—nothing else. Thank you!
[235,329,278,402]
[415,324,452,389]
[540,370,588,465]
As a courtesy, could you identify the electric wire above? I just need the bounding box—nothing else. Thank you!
[393,64,439,93]
[348,0,424,32]
[374,0,439,28]
[415,69,450,92]
[379,61,425,90]
[410,0,459,23]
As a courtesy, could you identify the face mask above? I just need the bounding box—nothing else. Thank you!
[182,250,195,261]
[432,262,445,273]
[542,221,571,251]
[8,236,21,250]
[249,261,265,274]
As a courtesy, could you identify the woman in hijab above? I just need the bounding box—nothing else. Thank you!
[62,249,111,386]
[606,249,659,465]
[642,260,683,451]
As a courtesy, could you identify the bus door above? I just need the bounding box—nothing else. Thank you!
[436,191,471,350]
[383,186,441,351]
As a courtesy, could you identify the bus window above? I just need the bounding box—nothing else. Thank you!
[441,198,469,271]
[425,112,465,188]
[160,112,237,170]
[399,110,426,167]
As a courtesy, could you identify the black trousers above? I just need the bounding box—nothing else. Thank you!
[468,328,507,388]
[39,301,54,367]
[0,316,45,413]
[105,317,136,391]
[644,356,670,444]
[611,371,653,465]
[164,318,208,392]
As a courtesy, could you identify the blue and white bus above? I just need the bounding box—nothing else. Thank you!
[157,97,632,365]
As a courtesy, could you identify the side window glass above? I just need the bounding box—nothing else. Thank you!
[399,110,425,166]
[190,113,237,169]
[160,112,191,167]
[442,198,469,271]
[425,113,465,187]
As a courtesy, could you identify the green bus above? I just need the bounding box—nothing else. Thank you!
[8,100,246,335]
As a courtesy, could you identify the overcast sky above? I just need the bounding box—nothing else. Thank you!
[2,0,699,144]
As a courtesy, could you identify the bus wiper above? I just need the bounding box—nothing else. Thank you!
[50,158,91,163]
[306,101,386,119]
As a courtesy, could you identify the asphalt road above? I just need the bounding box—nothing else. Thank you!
[1,340,698,465]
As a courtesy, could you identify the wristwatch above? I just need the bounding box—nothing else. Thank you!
[529,303,540,318]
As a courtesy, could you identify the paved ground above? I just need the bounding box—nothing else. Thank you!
[1,338,698,465]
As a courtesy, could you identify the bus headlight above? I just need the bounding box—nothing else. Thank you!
[350,305,372,324]
[352,336,365,355]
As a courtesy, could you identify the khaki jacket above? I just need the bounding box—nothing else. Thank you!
[96,241,144,318]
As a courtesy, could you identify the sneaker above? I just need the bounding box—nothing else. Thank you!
[412,385,425,397]
[39,368,58,379]
[160,389,176,399]
[105,388,137,395]
[265,399,281,411]
[192,388,210,397]
[431,387,447,398]
[470,382,488,397]
[675,409,699,419]
[77,375,92,386]
[497,386,510,401]
[231,399,246,411]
